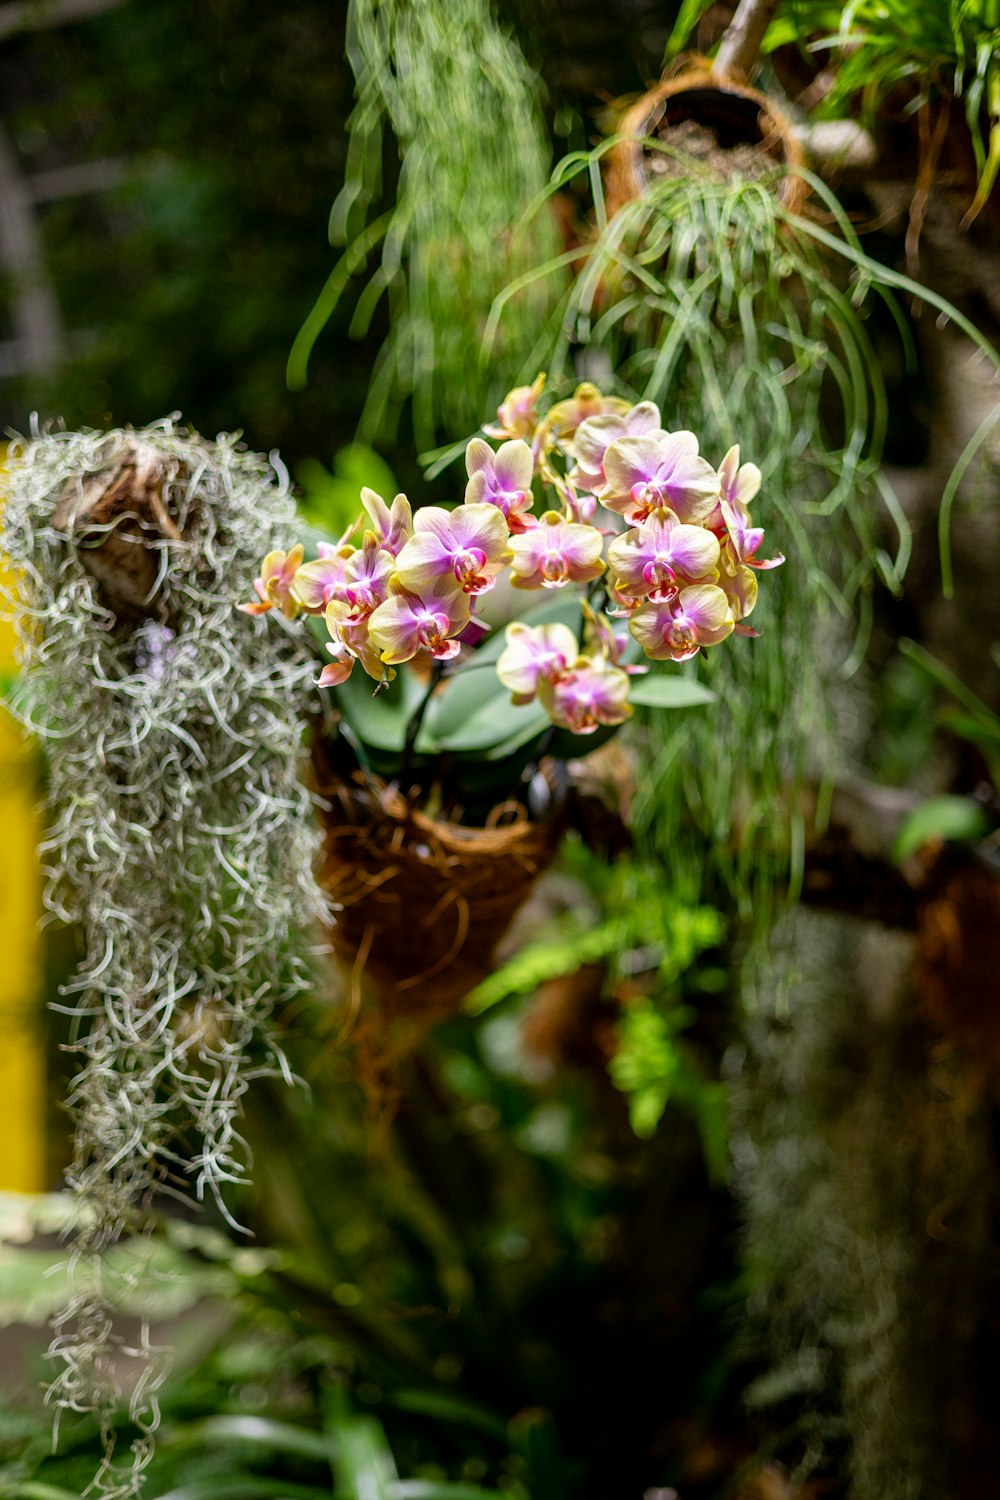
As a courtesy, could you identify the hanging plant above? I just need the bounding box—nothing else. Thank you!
[763,0,1000,229]
[1,423,327,1499]
[287,0,561,449]
[604,56,808,220]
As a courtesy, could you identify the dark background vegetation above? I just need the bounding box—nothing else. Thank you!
[0,0,670,470]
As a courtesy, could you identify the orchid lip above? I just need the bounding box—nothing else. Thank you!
[453,547,487,584]
[643,559,675,588]
[417,613,450,648]
[648,581,677,602]
[666,619,697,651]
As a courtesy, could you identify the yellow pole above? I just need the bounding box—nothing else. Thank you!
[0,452,45,1191]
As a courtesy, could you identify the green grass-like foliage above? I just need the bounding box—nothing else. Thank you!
[765,0,1000,219]
[287,0,560,449]
[485,137,1000,913]
[488,150,916,911]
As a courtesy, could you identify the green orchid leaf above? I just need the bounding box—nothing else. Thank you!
[628,673,716,708]
[892,795,992,864]
[542,720,621,761]
[481,717,553,763]
[334,663,430,754]
[431,689,548,753]
[423,661,510,741]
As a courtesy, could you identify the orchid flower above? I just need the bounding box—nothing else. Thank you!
[538,655,633,734]
[564,484,598,525]
[496,620,579,704]
[393,503,512,597]
[715,445,784,571]
[361,487,413,556]
[536,382,632,457]
[718,547,759,623]
[628,584,735,662]
[319,598,389,686]
[607,510,721,602]
[293,544,355,613]
[464,438,536,533]
[581,600,646,675]
[343,531,395,614]
[509,511,605,590]
[238,544,305,619]
[599,433,720,525]
[483,372,546,441]
[569,402,665,493]
[317,646,356,689]
[367,577,472,665]
[241,373,778,737]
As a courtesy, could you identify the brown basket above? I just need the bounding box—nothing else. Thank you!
[604,62,808,219]
[312,743,563,1087]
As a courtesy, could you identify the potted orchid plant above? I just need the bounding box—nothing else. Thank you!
[244,374,781,765]
[240,374,782,1059]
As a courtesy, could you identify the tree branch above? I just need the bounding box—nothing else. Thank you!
[712,0,780,82]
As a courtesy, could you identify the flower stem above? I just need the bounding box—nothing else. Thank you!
[401,661,443,788]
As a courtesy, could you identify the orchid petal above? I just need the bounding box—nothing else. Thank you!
[538,655,632,733]
[496,620,579,699]
[509,511,605,590]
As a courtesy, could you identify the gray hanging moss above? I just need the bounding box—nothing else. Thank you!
[1,420,328,1498]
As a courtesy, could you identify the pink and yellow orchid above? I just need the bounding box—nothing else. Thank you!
[718,548,759,623]
[569,402,665,494]
[367,578,472,665]
[464,438,536,533]
[293,544,355,613]
[319,598,388,686]
[538,655,633,734]
[238,544,305,619]
[240,371,780,753]
[361,487,413,556]
[715,445,784,572]
[607,510,721,602]
[628,584,735,662]
[483,372,546,441]
[600,432,721,525]
[509,511,606,590]
[581,601,646,675]
[536,382,632,457]
[496,620,580,704]
[393,504,512,597]
[343,531,395,614]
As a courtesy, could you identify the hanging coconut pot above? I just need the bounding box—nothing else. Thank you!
[311,737,564,1087]
[604,62,808,219]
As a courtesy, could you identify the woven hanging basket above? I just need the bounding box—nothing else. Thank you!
[604,63,808,219]
[312,739,563,1085]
